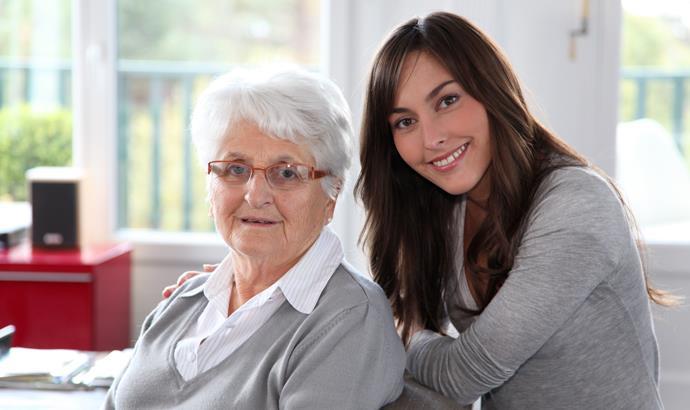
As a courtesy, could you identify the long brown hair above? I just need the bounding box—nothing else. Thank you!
[355,11,675,345]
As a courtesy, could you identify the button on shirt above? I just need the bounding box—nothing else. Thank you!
[173,227,344,381]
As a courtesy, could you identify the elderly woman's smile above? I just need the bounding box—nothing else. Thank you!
[238,217,278,225]
[210,120,335,269]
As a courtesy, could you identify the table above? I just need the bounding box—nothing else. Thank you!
[0,387,107,410]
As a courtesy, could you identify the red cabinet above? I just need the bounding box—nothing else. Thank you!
[0,242,131,350]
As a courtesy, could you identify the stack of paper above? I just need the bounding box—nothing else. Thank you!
[0,347,132,391]
[0,348,93,390]
[72,349,132,388]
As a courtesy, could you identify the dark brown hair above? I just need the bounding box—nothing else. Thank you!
[354,11,675,344]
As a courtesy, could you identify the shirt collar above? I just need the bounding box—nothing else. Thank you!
[179,227,344,315]
[179,251,233,300]
[274,227,344,314]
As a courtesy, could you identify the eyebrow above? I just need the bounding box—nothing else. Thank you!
[390,79,456,115]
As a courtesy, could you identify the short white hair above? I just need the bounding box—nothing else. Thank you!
[190,66,354,198]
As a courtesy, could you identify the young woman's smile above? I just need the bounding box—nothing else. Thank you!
[428,142,470,171]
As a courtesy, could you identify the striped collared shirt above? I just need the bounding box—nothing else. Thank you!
[173,227,344,380]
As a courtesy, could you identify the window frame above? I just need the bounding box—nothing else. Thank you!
[73,0,353,265]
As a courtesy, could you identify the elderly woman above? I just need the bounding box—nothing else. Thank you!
[103,68,405,409]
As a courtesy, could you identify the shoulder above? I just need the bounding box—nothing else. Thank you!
[538,166,618,203]
[160,272,210,308]
[291,262,403,367]
[532,166,627,224]
[299,262,398,341]
[316,262,392,317]
[142,273,210,331]
[523,166,634,264]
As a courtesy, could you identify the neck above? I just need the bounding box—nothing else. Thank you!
[232,254,290,293]
[464,197,487,239]
[227,249,307,315]
[467,166,491,206]
[466,194,488,211]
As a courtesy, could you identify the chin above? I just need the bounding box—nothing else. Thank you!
[440,186,470,196]
[428,177,477,196]
[232,244,274,259]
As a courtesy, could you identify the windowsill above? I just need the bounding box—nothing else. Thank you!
[639,222,690,275]
[115,229,227,264]
[106,220,690,272]
[642,221,690,245]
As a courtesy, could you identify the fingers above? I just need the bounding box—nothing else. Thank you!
[162,285,176,299]
[162,264,217,300]
[177,271,198,286]
[203,263,218,272]
[162,272,197,300]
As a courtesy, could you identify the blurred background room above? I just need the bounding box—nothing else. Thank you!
[0,0,688,408]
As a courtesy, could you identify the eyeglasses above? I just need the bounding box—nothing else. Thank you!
[207,160,330,190]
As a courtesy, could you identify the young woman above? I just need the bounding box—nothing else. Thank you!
[355,11,673,409]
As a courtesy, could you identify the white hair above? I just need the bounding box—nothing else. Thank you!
[190,66,354,198]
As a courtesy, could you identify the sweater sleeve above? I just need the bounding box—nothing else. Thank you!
[279,301,406,410]
[407,168,633,404]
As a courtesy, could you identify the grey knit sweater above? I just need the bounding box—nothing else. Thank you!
[103,264,405,409]
[408,167,663,409]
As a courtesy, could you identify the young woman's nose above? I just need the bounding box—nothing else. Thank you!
[421,119,447,149]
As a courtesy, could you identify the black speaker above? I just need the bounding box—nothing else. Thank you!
[26,167,81,248]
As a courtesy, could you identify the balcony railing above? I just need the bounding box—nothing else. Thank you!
[116,61,229,231]
[621,68,690,152]
[2,60,689,231]
[0,58,71,108]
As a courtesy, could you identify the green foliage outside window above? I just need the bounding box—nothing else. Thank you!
[0,105,72,201]
[620,13,690,165]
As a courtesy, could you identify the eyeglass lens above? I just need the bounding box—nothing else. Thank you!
[211,162,310,189]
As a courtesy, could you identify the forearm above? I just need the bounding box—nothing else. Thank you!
[407,328,510,404]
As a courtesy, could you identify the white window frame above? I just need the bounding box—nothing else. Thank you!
[72,0,117,248]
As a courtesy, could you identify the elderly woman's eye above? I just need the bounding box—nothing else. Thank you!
[227,164,249,177]
[277,167,299,180]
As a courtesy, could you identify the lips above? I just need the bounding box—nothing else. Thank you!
[429,142,469,168]
[239,217,279,225]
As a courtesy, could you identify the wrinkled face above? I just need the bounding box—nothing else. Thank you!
[210,121,335,266]
[389,51,492,198]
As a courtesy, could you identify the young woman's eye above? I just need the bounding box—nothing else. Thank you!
[394,117,416,129]
[438,95,459,109]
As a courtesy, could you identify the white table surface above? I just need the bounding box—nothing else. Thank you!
[0,387,107,410]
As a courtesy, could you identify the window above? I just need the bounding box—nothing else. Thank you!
[116,0,321,232]
[0,0,72,204]
[618,1,690,240]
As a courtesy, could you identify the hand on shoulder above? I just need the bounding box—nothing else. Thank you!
[162,264,217,299]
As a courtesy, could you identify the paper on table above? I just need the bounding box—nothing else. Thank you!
[72,349,132,388]
[0,347,92,383]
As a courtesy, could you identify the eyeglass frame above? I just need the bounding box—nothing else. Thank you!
[207,160,331,190]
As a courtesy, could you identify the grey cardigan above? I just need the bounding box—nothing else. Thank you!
[103,264,405,409]
[408,166,663,409]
